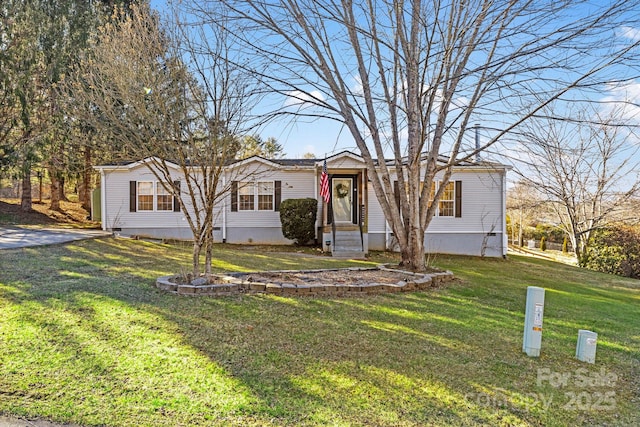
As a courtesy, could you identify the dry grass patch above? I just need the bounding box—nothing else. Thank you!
[0,198,98,228]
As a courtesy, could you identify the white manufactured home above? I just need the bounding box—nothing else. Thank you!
[94,151,510,257]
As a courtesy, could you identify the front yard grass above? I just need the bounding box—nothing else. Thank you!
[0,238,638,426]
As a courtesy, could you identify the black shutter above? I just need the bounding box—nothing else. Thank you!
[129,181,136,212]
[455,180,462,218]
[231,181,238,212]
[173,180,181,212]
[274,180,281,211]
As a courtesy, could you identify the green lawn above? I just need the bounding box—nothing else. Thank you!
[0,238,638,426]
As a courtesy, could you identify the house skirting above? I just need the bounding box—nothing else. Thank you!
[108,226,194,240]
[219,227,293,245]
[105,227,505,257]
[370,231,506,257]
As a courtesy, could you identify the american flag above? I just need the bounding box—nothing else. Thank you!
[320,159,330,204]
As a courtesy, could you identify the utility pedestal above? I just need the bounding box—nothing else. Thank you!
[576,330,598,364]
[523,286,545,357]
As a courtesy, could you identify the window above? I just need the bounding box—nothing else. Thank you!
[238,183,255,211]
[394,179,461,218]
[257,182,274,211]
[130,180,179,213]
[156,183,173,211]
[438,181,455,216]
[235,181,277,211]
[137,182,154,211]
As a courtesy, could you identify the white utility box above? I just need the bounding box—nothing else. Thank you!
[576,330,598,364]
[523,286,545,357]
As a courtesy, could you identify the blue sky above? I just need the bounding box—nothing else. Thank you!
[151,0,353,158]
[150,1,640,162]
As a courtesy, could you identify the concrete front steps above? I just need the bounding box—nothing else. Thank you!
[331,230,365,259]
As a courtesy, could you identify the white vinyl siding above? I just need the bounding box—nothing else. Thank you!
[227,169,315,228]
[237,181,275,211]
[97,154,507,256]
[427,172,502,233]
[100,165,189,232]
[370,171,503,234]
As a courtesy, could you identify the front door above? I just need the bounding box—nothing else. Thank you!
[332,177,353,223]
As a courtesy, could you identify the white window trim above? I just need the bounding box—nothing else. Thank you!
[137,181,154,212]
[156,182,174,211]
[237,180,276,212]
[137,181,174,212]
[438,181,455,217]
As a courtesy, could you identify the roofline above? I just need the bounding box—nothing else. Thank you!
[225,155,284,170]
[93,157,182,172]
[95,154,511,172]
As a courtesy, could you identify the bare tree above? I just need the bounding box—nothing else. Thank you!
[194,0,640,271]
[513,105,640,264]
[507,181,544,247]
[66,3,259,276]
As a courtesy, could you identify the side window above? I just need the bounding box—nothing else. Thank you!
[137,182,154,211]
[238,182,255,211]
[395,179,461,217]
[156,183,173,211]
[257,182,274,211]
[231,180,281,212]
[438,181,455,216]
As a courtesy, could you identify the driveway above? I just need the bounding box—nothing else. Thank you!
[0,415,82,427]
[0,227,112,250]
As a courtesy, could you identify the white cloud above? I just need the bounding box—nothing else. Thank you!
[283,90,325,108]
[618,26,640,42]
[600,80,640,124]
[351,76,364,96]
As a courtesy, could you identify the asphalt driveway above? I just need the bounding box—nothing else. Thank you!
[0,227,112,250]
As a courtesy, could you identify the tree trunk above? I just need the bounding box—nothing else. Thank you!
[49,168,61,212]
[192,241,202,279]
[398,232,426,272]
[575,243,584,267]
[79,147,92,211]
[59,176,69,202]
[20,169,32,212]
[204,236,213,275]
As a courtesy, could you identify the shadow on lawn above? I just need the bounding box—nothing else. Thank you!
[1,239,638,426]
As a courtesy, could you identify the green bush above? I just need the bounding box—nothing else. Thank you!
[540,236,547,251]
[532,224,564,243]
[279,198,317,245]
[583,226,640,279]
[562,237,569,253]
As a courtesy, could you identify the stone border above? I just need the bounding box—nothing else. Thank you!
[156,266,454,297]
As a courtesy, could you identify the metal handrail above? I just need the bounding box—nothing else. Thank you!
[359,204,364,251]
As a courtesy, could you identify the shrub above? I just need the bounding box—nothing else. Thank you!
[583,225,640,279]
[532,224,564,243]
[279,198,317,245]
[562,237,569,253]
[540,236,547,251]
